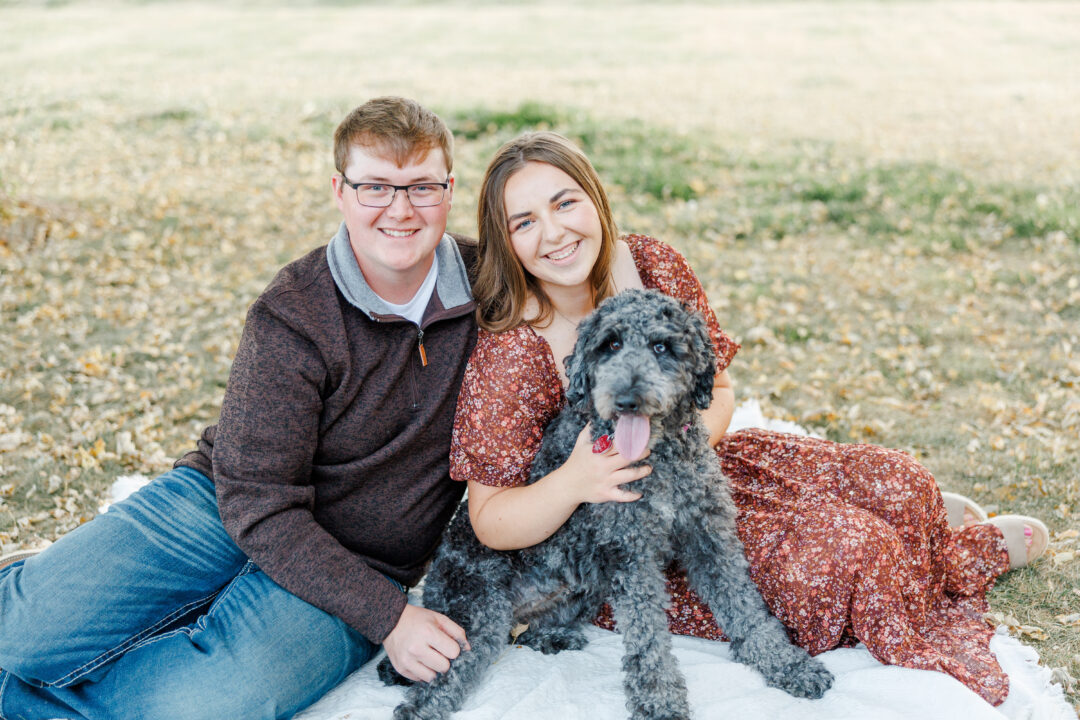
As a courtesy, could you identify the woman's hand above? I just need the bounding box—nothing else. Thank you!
[467,423,650,551]
[555,424,649,505]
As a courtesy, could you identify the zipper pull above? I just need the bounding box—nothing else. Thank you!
[417,329,428,367]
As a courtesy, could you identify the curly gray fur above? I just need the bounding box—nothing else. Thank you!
[378,289,833,719]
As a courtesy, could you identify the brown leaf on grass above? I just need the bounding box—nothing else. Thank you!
[1050,667,1077,694]
[0,431,32,453]
[1055,613,1080,627]
[1052,551,1076,566]
[1019,625,1049,641]
[984,611,1022,631]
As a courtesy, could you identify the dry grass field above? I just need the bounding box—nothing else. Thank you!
[1,0,1078,709]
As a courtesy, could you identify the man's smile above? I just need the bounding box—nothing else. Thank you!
[380,228,420,238]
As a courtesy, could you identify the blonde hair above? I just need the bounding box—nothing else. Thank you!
[333,97,453,174]
[474,131,618,333]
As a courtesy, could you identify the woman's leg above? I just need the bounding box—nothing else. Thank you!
[718,429,1010,704]
[719,429,1009,607]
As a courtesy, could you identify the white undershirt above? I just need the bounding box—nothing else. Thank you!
[376,250,439,326]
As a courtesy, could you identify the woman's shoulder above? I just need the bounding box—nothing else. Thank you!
[621,233,696,289]
[622,232,671,255]
[622,233,689,270]
[468,324,557,387]
[474,323,546,357]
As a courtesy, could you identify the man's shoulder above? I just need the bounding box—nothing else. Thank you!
[261,245,334,302]
[448,231,477,248]
[447,232,479,284]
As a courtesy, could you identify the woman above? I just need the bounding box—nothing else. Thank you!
[449,131,1048,705]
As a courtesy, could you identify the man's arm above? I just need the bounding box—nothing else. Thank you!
[212,298,410,641]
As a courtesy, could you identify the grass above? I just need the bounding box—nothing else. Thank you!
[1,2,1078,710]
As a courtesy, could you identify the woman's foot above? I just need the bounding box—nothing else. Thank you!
[986,515,1049,569]
[941,491,988,528]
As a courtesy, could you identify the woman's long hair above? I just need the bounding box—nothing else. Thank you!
[474,131,619,333]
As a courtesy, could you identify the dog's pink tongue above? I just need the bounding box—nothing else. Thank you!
[614,414,650,461]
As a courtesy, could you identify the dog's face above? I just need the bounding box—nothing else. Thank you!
[565,289,716,461]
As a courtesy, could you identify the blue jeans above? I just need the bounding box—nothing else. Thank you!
[0,467,386,720]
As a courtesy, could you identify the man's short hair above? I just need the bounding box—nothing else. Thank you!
[334,97,454,175]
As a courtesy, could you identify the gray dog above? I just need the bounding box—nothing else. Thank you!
[379,289,833,719]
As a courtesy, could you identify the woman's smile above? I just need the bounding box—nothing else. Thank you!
[545,240,581,264]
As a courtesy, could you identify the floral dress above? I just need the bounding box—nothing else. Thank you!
[449,234,1011,705]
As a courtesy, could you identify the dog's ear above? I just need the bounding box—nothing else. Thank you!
[687,309,718,410]
[564,308,601,406]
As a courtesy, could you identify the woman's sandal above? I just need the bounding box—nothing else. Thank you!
[941,491,989,528]
[985,515,1050,569]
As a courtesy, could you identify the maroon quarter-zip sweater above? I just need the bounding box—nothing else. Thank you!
[176,224,477,642]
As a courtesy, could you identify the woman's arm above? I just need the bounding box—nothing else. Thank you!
[703,368,735,446]
[467,425,651,551]
[467,368,732,551]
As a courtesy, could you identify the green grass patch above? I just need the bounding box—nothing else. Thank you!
[448,102,1080,247]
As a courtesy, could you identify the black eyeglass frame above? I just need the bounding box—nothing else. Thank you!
[339,175,451,208]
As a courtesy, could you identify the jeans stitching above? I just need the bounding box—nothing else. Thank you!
[202,561,259,618]
[122,561,260,655]
[44,467,229,688]
[0,669,11,720]
[48,590,222,688]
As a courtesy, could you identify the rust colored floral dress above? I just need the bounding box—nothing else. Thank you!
[449,234,1011,705]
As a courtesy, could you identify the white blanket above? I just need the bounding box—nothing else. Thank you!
[106,401,1076,719]
[295,400,1073,720]
[295,625,1073,720]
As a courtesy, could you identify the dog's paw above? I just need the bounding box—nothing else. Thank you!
[628,699,692,720]
[516,626,588,654]
[769,656,833,700]
[393,703,434,720]
[377,656,413,687]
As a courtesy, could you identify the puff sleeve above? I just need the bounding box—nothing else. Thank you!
[624,234,740,373]
[449,326,565,487]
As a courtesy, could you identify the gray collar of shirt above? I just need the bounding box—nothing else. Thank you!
[326,221,472,323]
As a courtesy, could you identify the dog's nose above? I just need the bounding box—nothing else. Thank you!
[614,395,640,413]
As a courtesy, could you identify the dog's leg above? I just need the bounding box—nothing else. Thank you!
[610,555,691,720]
[390,583,515,720]
[515,621,588,655]
[514,583,598,654]
[679,487,833,700]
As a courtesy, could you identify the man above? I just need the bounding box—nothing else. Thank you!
[0,97,475,719]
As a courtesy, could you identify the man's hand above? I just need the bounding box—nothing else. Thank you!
[382,603,470,683]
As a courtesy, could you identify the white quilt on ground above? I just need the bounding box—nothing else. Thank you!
[108,401,1076,720]
[295,625,1073,720]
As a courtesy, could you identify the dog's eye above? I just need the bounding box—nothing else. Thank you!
[608,338,622,352]
[653,342,667,355]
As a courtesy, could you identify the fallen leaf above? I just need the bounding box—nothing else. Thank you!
[1052,551,1075,566]
[1049,666,1076,694]
[1019,625,1048,641]
[0,431,32,453]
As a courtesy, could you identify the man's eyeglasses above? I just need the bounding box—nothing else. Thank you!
[340,176,450,208]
